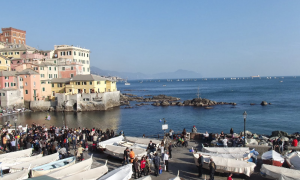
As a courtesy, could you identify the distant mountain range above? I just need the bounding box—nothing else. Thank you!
[91,66,202,79]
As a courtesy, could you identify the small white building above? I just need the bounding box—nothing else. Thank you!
[0,88,24,108]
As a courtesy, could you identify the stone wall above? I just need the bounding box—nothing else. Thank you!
[30,101,51,112]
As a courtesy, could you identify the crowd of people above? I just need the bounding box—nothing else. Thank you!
[0,122,118,161]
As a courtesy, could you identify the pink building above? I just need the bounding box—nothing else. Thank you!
[0,71,17,90]
[20,51,52,60]
[10,59,25,71]
[16,69,41,101]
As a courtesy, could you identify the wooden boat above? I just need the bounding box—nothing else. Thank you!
[201,147,250,154]
[47,155,93,179]
[260,164,300,180]
[192,153,256,176]
[1,169,29,180]
[285,151,300,169]
[105,145,147,160]
[262,150,284,167]
[98,164,132,180]
[10,153,59,173]
[169,171,180,180]
[98,135,124,149]
[2,154,43,170]
[125,136,161,146]
[62,160,108,180]
[0,148,32,160]
[31,156,76,177]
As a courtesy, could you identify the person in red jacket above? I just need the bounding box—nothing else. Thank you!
[227,173,233,180]
[140,156,146,176]
[292,138,298,147]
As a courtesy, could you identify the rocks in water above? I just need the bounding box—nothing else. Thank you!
[205,107,213,109]
[160,100,170,106]
[250,103,255,105]
[261,101,268,106]
[183,100,191,106]
[240,130,252,136]
[272,130,288,137]
[176,102,183,106]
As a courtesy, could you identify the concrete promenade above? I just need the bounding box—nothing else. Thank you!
[74,140,268,180]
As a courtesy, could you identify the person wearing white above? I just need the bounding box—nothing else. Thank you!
[160,146,164,160]
[222,138,228,147]
[204,131,209,142]
[163,152,169,172]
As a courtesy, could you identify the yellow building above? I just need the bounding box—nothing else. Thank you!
[0,55,11,71]
[51,74,117,95]
[0,43,36,59]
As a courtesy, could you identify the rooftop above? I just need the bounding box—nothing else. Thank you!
[16,68,39,75]
[0,71,16,77]
[51,78,70,83]
[71,74,111,81]
[0,43,36,52]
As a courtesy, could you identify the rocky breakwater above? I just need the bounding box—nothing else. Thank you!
[152,97,236,108]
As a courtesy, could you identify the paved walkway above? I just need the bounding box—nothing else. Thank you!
[71,139,267,180]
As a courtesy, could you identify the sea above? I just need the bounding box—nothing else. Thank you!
[2,76,300,137]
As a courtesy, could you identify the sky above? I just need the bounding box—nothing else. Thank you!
[1,1,299,77]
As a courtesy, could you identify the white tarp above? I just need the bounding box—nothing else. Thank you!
[262,150,284,163]
[98,164,133,180]
[98,135,124,149]
[1,154,43,170]
[105,145,147,160]
[125,137,161,146]
[62,162,108,180]
[0,148,32,160]
[193,154,256,176]
[1,169,29,180]
[117,141,148,150]
[47,156,93,179]
[260,164,300,180]
[137,175,152,180]
[285,151,300,170]
[193,152,250,165]
[10,153,59,173]
[202,147,250,154]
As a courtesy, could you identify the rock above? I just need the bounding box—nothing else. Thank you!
[240,130,252,136]
[261,101,268,106]
[160,100,170,106]
[176,102,183,106]
[269,136,279,141]
[258,141,269,146]
[272,131,288,137]
[205,107,213,109]
[269,103,272,105]
[247,139,258,145]
[183,100,191,106]
[250,103,255,105]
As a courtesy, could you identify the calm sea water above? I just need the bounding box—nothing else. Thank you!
[2,77,300,136]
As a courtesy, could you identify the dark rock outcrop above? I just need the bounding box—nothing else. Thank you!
[261,101,268,106]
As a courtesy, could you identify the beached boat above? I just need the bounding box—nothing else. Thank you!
[117,141,148,150]
[47,155,93,179]
[105,145,147,160]
[98,135,124,149]
[193,151,251,163]
[10,153,59,173]
[260,164,300,180]
[125,136,161,146]
[192,153,256,176]
[201,147,250,154]
[262,150,284,167]
[169,171,180,180]
[1,169,29,180]
[7,124,28,133]
[285,151,300,170]
[2,154,43,170]
[98,164,133,180]
[31,156,76,177]
[0,148,32,160]
[137,175,152,180]
[61,160,108,180]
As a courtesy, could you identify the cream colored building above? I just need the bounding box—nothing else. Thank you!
[53,45,90,75]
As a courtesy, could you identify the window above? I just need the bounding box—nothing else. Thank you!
[5,82,9,87]
[25,75,27,78]
[49,67,51,70]
[42,87,45,91]
[15,52,19,55]
[14,83,16,86]
[87,61,89,64]
[90,81,92,85]
[5,76,8,80]
[20,78,23,81]
[54,67,56,71]
[11,82,13,86]
[48,81,51,84]
[54,74,57,78]
[2,93,5,96]
[62,67,65,70]
[49,74,53,78]
[97,81,100,85]
[68,51,72,55]
[41,81,46,84]
[83,67,85,72]
[25,90,28,94]
[40,67,44,70]
[33,67,38,70]
[71,67,74,70]
[82,82,87,85]
[52,84,54,87]
[25,82,27,86]
[71,74,74,78]
[76,82,80,85]
[82,60,85,64]
[74,51,76,55]
[87,68,89,72]
[41,74,45,78]
[87,54,89,57]
[58,83,63,87]
[79,52,81,56]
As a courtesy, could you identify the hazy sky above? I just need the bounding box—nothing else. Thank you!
[1,1,299,77]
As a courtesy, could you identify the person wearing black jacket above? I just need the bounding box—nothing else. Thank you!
[168,143,172,159]
[147,140,156,153]
[153,153,160,177]
[123,147,129,165]
[198,154,203,178]
[133,157,140,179]
[209,158,216,180]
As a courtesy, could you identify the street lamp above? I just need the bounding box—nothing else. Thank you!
[14,117,18,151]
[243,111,247,147]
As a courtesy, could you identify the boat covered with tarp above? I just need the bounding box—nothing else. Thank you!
[285,151,300,170]
[10,153,59,173]
[193,152,251,164]
[98,164,133,180]
[105,145,147,160]
[260,164,300,180]
[1,169,29,180]
[262,150,284,167]
[1,154,43,170]
[125,136,161,146]
[31,156,76,177]
[202,147,250,154]
[193,153,256,176]
[98,135,124,149]
[47,155,93,179]
[62,160,108,180]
